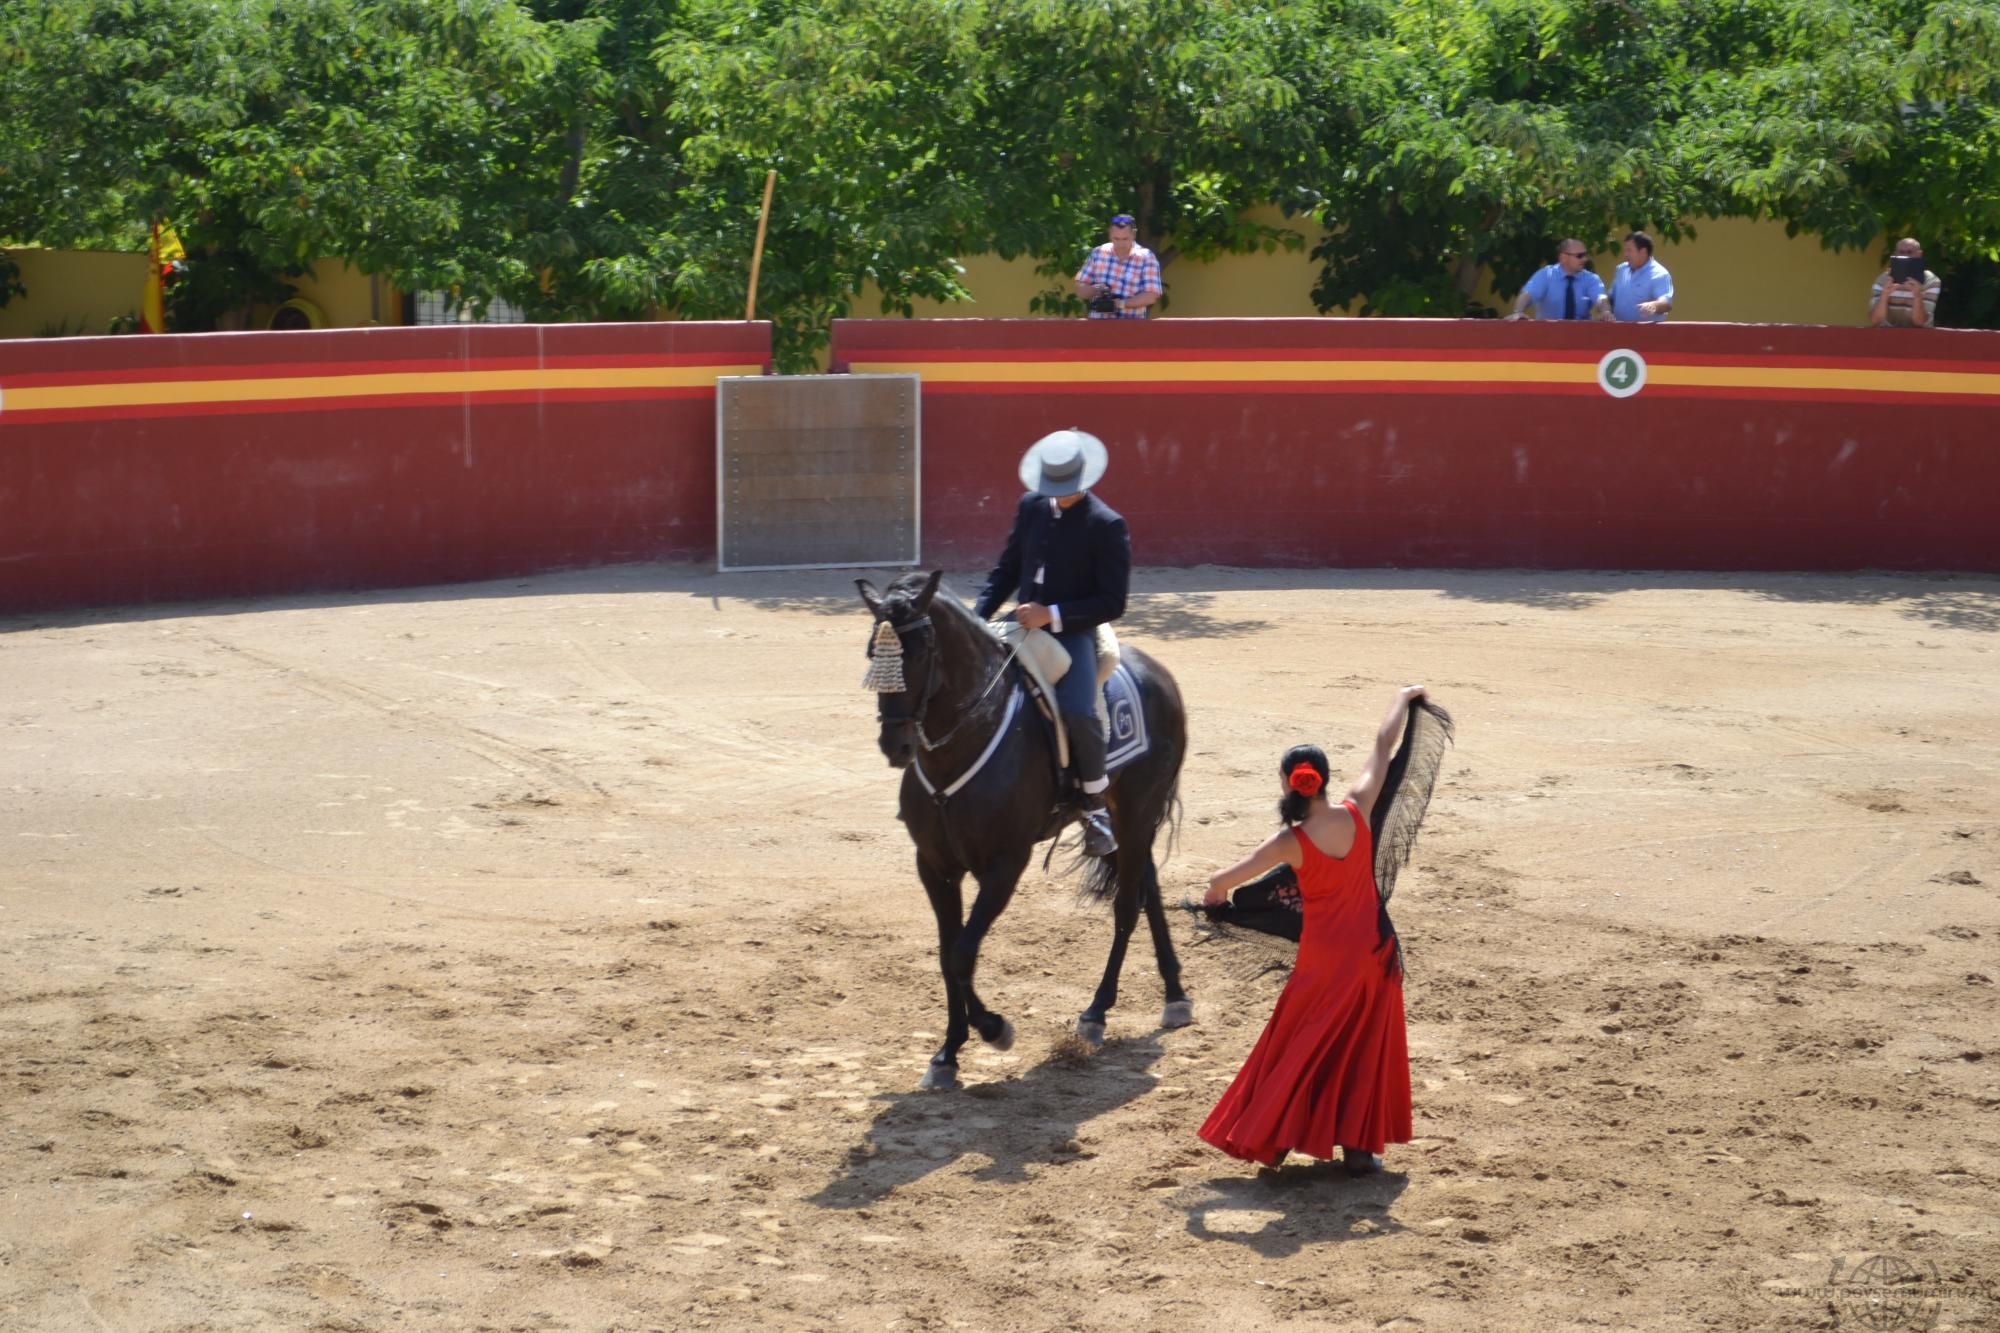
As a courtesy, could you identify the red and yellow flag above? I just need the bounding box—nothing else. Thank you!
[139,221,185,334]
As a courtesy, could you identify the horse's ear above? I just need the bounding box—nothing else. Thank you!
[856,578,885,617]
[911,569,944,614]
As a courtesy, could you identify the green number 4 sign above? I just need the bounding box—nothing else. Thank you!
[1597,349,1648,399]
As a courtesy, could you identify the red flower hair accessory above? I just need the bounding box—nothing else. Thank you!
[1287,766,1324,797]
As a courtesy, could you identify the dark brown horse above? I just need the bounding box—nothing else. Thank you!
[858,570,1191,1089]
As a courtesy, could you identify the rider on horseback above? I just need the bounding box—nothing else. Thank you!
[973,429,1129,858]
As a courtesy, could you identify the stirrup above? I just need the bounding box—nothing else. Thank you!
[1080,798,1118,857]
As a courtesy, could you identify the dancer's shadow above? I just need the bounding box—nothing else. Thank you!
[808,1034,1165,1209]
[1172,1161,1411,1258]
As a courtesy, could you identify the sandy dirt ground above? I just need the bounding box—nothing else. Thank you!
[3,564,1998,1333]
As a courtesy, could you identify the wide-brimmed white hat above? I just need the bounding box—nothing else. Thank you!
[1019,428,1108,497]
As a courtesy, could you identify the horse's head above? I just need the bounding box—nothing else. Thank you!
[857,570,945,768]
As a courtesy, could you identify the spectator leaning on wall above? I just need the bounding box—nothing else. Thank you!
[1503,239,1605,321]
[1075,213,1163,319]
[1593,231,1674,322]
[1870,238,1941,328]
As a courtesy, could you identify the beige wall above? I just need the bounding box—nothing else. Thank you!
[0,250,398,338]
[6,215,1896,341]
[287,261,396,328]
[851,238,1338,319]
[855,213,1895,326]
[0,249,148,338]
[1623,217,1884,325]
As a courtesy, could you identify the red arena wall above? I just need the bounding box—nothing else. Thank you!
[830,318,2000,573]
[7,316,1997,616]
[0,322,768,614]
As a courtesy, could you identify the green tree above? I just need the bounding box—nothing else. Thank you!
[965,0,1335,311]
[648,0,990,362]
[7,0,2000,343]
[1306,0,2000,322]
[1306,0,1810,314]
[0,0,558,328]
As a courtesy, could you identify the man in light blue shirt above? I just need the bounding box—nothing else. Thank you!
[1597,230,1674,322]
[1504,239,1605,321]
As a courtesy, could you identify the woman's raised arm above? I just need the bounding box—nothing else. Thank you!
[1347,685,1427,826]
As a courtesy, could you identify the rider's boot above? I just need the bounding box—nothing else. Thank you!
[1080,791,1118,857]
[1064,716,1118,857]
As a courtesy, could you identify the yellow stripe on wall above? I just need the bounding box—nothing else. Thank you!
[1648,365,2000,395]
[844,359,1594,385]
[847,358,2000,398]
[8,364,766,414]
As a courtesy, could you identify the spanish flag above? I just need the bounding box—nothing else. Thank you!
[139,220,185,334]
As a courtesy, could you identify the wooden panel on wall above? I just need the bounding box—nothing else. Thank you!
[718,373,918,571]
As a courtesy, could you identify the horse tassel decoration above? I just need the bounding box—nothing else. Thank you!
[863,618,906,692]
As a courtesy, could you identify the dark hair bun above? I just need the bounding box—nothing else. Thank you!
[1277,744,1331,826]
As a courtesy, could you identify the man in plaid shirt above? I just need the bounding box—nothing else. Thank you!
[1869,237,1943,328]
[1074,213,1163,319]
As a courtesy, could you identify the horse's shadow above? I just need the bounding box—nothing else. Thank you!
[808,1034,1166,1208]
[1172,1162,1412,1257]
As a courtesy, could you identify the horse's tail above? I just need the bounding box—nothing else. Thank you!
[1080,776,1181,902]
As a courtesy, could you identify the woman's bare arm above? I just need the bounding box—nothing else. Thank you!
[1347,685,1428,826]
[1200,828,1302,907]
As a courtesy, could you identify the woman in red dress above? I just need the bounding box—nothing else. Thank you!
[1197,685,1424,1175]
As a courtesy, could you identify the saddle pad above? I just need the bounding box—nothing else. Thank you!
[1104,661,1151,773]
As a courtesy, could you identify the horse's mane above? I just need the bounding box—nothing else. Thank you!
[886,571,966,616]
[885,572,991,643]
[883,568,940,608]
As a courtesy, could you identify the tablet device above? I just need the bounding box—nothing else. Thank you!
[1890,255,1927,284]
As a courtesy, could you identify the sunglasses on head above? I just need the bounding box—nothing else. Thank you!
[1110,214,1136,227]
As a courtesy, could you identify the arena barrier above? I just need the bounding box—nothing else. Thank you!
[0,322,769,614]
[829,318,2000,572]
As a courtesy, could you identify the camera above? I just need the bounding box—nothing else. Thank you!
[1088,289,1121,314]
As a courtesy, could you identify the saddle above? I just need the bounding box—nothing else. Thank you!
[986,621,1119,774]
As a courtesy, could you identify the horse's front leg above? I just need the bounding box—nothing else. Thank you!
[1078,850,1143,1045]
[1141,854,1194,1028]
[917,856,968,1090]
[948,845,1032,1056]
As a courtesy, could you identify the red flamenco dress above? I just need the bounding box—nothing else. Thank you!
[1199,799,1412,1164]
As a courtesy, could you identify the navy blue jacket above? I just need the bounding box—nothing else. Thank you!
[973,492,1131,632]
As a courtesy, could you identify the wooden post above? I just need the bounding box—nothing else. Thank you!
[746,170,776,322]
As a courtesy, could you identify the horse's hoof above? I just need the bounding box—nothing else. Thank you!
[919,1061,960,1092]
[1160,999,1195,1029]
[982,1019,1015,1052]
[1075,1014,1106,1047]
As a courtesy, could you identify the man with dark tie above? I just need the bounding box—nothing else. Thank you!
[973,430,1131,856]
[1504,239,1606,321]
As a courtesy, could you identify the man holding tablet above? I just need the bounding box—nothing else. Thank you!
[1870,237,1942,328]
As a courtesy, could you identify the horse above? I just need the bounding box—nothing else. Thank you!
[856,569,1193,1091]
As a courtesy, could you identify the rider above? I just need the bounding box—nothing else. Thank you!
[974,429,1130,857]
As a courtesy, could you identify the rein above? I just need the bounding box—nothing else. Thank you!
[917,639,1018,753]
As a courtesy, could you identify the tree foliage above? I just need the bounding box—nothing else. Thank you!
[5,0,1999,350]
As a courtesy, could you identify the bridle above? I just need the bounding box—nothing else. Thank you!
[870,612,1016,753]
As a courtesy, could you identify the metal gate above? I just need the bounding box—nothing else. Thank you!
[716,373,919,571]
